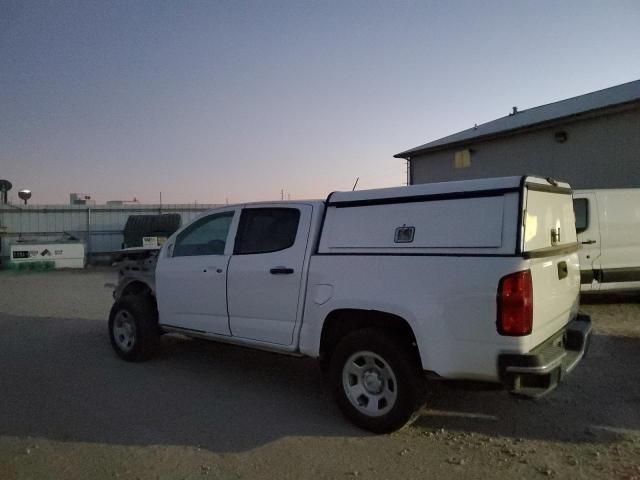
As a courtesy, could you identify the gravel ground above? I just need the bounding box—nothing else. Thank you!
[0,268,639,479]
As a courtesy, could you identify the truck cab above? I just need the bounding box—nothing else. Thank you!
[154,202,322,347]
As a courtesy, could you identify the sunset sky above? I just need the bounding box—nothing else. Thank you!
[2,0,639,204]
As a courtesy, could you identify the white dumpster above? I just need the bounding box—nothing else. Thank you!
[9,242,86,269]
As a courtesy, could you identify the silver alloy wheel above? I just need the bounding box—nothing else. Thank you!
[113,310,136,353]
[342,350,398,417]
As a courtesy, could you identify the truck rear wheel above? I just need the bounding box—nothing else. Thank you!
[108,294,159,362]
[329,328,425,433]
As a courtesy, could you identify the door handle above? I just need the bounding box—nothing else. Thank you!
[557,261,568,280]
[270,267,294,275]
[581,240,596,245]
[203,267,223,273]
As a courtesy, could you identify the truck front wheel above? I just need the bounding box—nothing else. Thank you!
[108,294,159,362]
[329,328,425,433]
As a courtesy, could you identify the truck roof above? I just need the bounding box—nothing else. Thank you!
[198,176,569,214]
[328,175,570,206]
[574,188,639,194]
[239,199,325,208]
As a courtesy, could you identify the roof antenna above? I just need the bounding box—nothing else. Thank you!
[352,177,359,191]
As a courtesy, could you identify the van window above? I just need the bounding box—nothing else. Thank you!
[573,198,589,233]
[234,208,300,254]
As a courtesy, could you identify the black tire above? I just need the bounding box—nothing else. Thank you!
[108,294,160,362]
[329,328,425,433]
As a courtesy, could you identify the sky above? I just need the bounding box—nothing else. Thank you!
[1,0,639,205]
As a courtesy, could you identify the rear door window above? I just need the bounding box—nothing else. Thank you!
[234,208,300,255]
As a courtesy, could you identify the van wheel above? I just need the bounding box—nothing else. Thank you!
[108,294,159,362]
[329,328,424,433]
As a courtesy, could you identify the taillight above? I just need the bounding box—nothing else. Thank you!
[497,270,533,336]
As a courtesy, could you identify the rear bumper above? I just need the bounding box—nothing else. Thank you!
[498,313,592,398]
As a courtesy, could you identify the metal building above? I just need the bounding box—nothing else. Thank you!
[0,203,220,267]
[394,80,640,188]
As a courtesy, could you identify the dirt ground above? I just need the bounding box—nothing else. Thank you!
[0,268,638,479]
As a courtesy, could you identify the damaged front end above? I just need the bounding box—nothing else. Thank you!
[106,247,160,301]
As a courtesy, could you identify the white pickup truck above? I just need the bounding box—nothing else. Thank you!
[109,176,591,433]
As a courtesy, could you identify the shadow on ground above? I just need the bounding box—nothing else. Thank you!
[0,314,359,453]
[414,332,640,443]
[581,292,640,304]
[0,313,638,452]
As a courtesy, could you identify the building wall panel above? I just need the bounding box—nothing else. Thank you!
[0,204,222,266]
[410,108,640,188]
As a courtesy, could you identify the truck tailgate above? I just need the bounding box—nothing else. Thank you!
[522,183,581,350]
[527,252,580,349]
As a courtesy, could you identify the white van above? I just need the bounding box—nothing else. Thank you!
[573,189,640,293]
